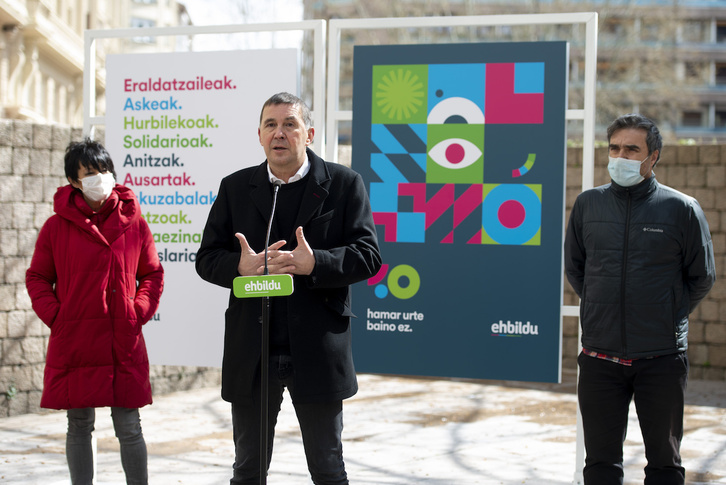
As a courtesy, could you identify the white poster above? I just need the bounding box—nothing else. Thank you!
[106,49,299,366]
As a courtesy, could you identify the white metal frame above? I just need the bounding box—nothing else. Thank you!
[82,24,325,485]
[326,14,598,484]
[83,21,327,154]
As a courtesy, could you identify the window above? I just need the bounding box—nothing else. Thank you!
[640,20,660,43]
[495,25,513,39]
[601,18,627,42]
[681,110,704,127]
[717,63,726,86]
[639,105,668,125]
[716,108,726,128]
[597,61,631,83]
[717,21,726,43]
[681,20,707,43]
[131,17,156,44]
[684,62,707,84]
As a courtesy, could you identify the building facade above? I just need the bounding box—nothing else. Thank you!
[304,0,726,143]
[0,0,190,127]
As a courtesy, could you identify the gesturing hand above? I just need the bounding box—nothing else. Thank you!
[265,227,316,276]
[235,233,286,276]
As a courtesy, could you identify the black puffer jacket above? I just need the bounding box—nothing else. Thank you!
[565,176,715,359]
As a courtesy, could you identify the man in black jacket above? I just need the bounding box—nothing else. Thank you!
[564,114,715,485]
[196,92,381,484]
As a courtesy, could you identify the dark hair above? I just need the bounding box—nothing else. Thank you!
[259,92,313,129]
[64,138,116,182]
[606,113,663,164]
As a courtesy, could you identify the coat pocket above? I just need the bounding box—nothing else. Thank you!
[311,210,335,225]
[322,287,355,318]
[306,210,335,246]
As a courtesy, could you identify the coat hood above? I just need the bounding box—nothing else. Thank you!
[54,184,141,245]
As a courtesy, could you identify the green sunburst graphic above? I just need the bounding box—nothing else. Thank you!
[372,65,427,124]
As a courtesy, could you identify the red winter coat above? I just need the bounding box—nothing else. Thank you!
[26,184,163,410]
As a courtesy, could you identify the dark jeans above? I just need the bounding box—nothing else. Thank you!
[577,351,689,485]
[66,407,148,485]
[231,354,348,485]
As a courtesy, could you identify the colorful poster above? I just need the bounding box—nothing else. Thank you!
[105,50,298,366]
[351,42,568,382]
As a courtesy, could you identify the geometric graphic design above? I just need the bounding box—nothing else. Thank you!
[428,63,486,123]
[372,65,428,124]
[370,153,407,213]
[368,263,390,298]
[368,61,546,245]
[386,264,421,299]
[368,263,389,286]
[481,184,542,245]
[370,124,428,181]
[453,184,484,245]
[371,124,409,153]
[352,41,568,384]
[387,183,485,244]
[426,124,484,183]
[367,263,421,300]
[371,124,428,157]
[399,183,453,230]
[515,62,545,93]
[397,211,426,243]
[428,97,485,124]
[512,153,536,177]
[485,63,544,124]
[397,183,447,242]
[372,212,398,243]
[429,138,482,170]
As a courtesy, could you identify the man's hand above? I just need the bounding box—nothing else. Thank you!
[235,233,286,276]
[265,227,316,276]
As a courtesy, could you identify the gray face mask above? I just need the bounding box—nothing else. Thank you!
[607,155,650,187]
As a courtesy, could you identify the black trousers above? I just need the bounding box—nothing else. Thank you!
[577,351,689,485]
[230,355,348,485]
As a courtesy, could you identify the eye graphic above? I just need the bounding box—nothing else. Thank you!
[428,138,482,170]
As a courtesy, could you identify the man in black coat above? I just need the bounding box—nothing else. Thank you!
[196,92,381,484]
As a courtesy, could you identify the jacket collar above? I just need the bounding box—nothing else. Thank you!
[53,184,139,245]
[610,174,658,199]
[249,148,330,240]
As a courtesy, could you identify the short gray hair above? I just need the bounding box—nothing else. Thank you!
[606,113,663,163]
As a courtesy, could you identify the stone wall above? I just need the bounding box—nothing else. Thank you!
[1,121,724,417]
[0,121,220,417]
[561,144,726,380]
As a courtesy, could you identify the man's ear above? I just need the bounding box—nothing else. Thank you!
[650,149,660,168]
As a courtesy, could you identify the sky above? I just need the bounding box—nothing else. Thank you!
[180,0,305,51]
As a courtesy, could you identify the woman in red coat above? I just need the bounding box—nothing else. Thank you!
[26,139,163,485]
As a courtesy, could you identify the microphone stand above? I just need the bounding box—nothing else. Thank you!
[260,180,281,485]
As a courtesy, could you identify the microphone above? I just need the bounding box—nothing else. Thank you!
[263,180,283,276]
[260,178,282,483]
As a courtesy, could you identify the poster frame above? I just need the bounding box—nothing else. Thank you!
[326,14,598,484]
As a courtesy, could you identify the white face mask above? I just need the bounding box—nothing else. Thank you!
[607,155,650,187]
[81,172,115,202]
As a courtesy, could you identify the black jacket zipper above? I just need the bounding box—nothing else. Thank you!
[620,190,631,356]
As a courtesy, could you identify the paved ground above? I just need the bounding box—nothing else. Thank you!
[1,371,725,484]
